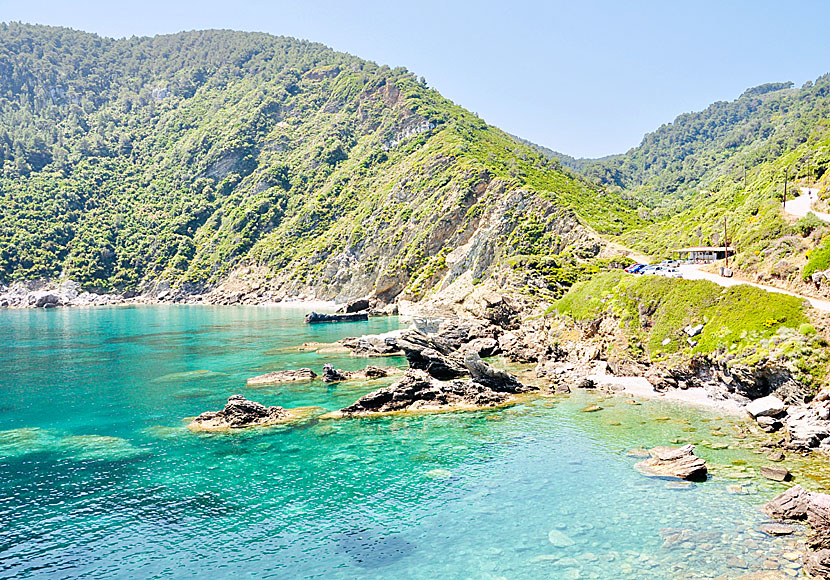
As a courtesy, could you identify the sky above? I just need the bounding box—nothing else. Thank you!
[1,0,828,158]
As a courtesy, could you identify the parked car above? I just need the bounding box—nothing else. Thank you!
[625,264,646,273]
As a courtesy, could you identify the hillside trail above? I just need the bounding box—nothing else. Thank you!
[787,187,830,222]
[591,185,830,312]
[679,264,830,313]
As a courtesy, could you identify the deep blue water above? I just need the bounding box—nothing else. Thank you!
[0,305,804,579]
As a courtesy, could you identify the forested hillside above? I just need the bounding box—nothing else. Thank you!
[590,74,830,294]
[586,78,830,213]
[0,23,638,299]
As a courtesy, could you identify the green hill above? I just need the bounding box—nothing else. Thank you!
[0,23,639,299]
[585,77,830,213]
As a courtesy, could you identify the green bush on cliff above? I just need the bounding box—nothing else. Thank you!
[804,238,830,281]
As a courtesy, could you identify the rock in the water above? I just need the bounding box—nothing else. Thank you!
[188,395,289,431]
[746,396,787,418]
[305,311,368,324]
[547,529,575,547]
[339,330,405,356]
[336,369,510,416]
[767,450,785,462]
[758,523,795,536]
[807,492,830,549]
[462,352,528,393]
[760,465,791,482]
[322,363,349,383]
[635,444,708,481]
[247,368,317,386]
[764,485,810,520]
[804,549,830,579]
[321,363,399,383]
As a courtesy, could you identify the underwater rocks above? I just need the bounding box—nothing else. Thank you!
[188,395,290,431]
[321,363,402,383]
[634,444,708,481]
[764,486,830,578]
[334,369,512,416]
[247,368,317,386]
[305,311,368,324]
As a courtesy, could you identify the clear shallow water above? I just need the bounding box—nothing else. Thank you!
[0,306,812,579]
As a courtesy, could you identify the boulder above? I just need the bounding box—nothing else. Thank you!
[339,330,405,356]
[460,337,500,358]
[804,549,830,579]
[635,444,708,481]
[34,293,62,308]
[341,298,370,313]
[305,311,368,324]
[462,352,529,393]
[760,465,791,481]
[321,363,400,383]
[756,416,782,432]
[337,369,510,416]
[188,395,289,431]
[746,396,787,418]
[763,485,810,520]
[807,492,830,549]
[684,324,704,337]
[322,363,349,383]
[246,368,317,386]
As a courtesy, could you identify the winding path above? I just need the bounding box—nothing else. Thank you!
[787,187,830,222]
[678,264,830,312]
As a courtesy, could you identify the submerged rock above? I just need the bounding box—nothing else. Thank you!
[246,368,317,386]
[335,369,511,416]
[635,444,708,481]
[188,395,290,431]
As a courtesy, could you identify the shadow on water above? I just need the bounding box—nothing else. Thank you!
[334,528,416,568]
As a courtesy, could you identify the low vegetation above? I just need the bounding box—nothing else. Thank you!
[549,272,828,387]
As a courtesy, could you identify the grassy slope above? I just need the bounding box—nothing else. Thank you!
[550,272,828,388]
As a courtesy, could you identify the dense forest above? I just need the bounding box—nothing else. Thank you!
[0,23,638,298]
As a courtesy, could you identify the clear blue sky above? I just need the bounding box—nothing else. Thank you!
[1,0,828,158]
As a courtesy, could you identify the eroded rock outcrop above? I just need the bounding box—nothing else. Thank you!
[335,369,511,416]
[188,395,290,431]
[634,444,708,481]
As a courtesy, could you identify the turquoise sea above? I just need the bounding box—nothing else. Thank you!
[0,306,808,579]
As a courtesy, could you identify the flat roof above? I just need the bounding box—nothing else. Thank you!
[673,246,735,252]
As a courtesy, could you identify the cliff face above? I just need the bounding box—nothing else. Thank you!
[0,24,639,303]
